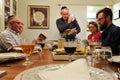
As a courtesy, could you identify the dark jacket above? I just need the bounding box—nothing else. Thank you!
[101,24,120,54]
[56,17,81,39]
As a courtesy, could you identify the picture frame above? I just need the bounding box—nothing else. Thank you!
[27,5,50,29]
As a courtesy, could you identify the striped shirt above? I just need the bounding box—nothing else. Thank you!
[0,28,22,52]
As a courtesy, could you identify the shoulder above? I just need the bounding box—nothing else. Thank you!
[88,33,92,37]
[0,29,13,38]
[97,31,101,35]
[110,24,120,34]
[56,17,62,21]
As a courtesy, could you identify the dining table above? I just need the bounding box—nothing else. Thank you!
[0,49,120,80]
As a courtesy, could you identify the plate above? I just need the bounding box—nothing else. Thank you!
[14,64,116,80]
[108,56,120,63]
[0,52,24,63]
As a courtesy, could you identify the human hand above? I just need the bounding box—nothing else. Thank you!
[67,16,73,24]
[64,29,71,33]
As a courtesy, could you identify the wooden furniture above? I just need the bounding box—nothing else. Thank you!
[0,52,120,80]
[0,0,17,30]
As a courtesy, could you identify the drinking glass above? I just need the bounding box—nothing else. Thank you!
[101,46,112,69]
[21,43,35,66]
[37,40,45,49]
[64,39,77,62]
[88,41,101,54]
[88,41,101,65]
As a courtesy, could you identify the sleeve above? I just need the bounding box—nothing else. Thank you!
[56,19,69,33]
[0,34,15,51]
[72,19,81,34]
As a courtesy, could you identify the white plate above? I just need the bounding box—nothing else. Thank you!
[14,64,116,80]
[108,56,120,63]
[0,52,24,62]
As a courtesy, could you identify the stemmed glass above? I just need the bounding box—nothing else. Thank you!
[21,43,35,66]
[64,39,77,62]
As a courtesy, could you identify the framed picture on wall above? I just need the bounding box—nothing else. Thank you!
[27,5,50,29]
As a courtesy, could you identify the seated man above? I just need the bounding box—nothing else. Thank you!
[96,8,120,54]
[0,15,24,52]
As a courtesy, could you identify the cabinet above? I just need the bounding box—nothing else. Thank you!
[4,0,17,29]
[0,0,17,30]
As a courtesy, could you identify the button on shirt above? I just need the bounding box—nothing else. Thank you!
[0,28,22,52]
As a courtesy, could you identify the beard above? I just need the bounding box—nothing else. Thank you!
[99,21,108,31]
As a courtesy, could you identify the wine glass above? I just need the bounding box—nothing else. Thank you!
[21,43,35,66]
[64,39,77,62]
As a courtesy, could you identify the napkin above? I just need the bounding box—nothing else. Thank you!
[38,59,92,80]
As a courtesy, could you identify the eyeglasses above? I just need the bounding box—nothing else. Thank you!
[13,22,24,25]
[97,17,105,21]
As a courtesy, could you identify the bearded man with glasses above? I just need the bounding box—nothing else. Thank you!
[96,8,120,54]
[0,15,24,52]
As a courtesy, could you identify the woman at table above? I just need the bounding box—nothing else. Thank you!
[88,21,101,42]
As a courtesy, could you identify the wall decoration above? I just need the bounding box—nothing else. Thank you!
[28,5,50,29]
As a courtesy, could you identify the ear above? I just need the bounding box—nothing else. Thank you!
[107,16,110,21]
[60,11,62,15]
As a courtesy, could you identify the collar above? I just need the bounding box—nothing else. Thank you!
[7,28,18,35]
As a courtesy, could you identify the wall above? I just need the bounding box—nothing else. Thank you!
[0,0,3,31]
[18,0,115,42]
[113,2,120,27]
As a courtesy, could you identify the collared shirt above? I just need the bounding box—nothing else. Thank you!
[0,28,22,52]
[101,24,120,54]
[56,17,81,39]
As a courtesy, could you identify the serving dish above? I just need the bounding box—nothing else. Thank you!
[52,48,86,61]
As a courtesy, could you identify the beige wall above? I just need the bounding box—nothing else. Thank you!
[113,2,120,27]
[18,0,116,42]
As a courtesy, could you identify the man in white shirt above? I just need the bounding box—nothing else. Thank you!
[0,15,24,52]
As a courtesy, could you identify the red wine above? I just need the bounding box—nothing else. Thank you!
[64,47,76,55]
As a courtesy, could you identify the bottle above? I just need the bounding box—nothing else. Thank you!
[58,38,65,48]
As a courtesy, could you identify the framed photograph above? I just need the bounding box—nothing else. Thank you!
[28,5,50,29]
